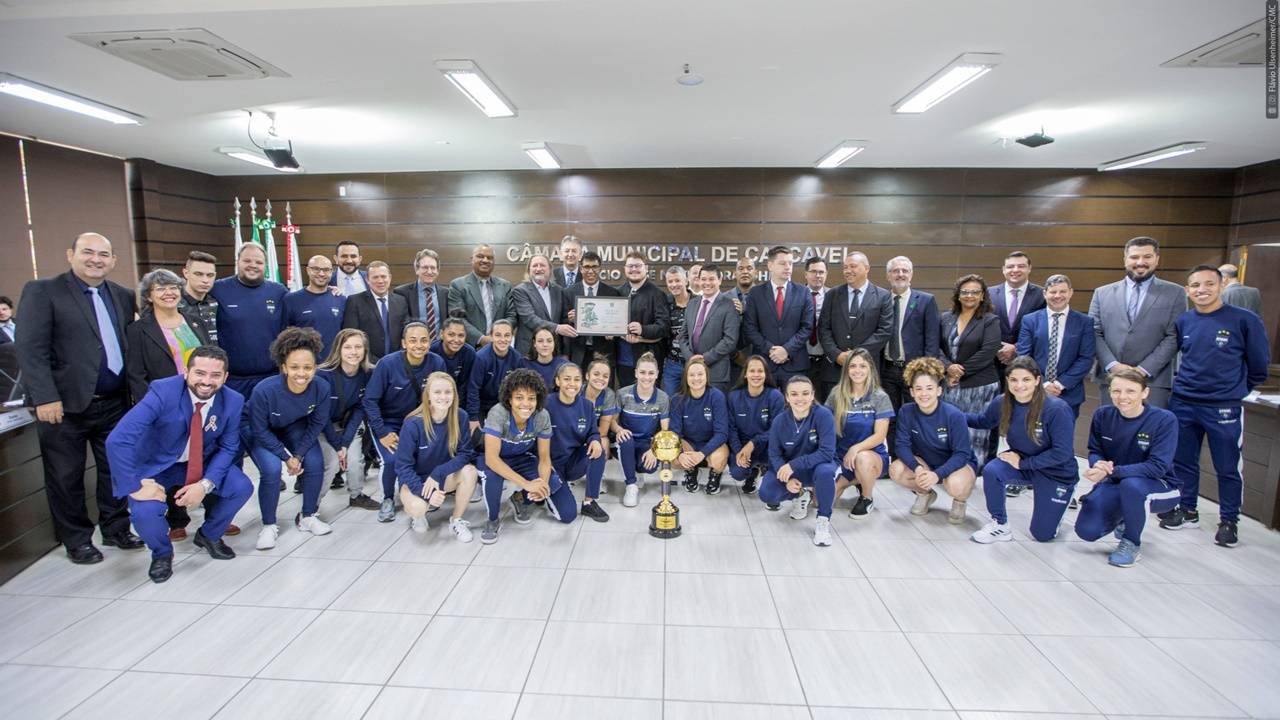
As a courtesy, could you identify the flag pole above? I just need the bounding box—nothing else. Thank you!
[232,197,243,256]
[283,202,303,291]
[263,199,281,284]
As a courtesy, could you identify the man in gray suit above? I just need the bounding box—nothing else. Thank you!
[511,252,577,355]
[818,252,894,396]
[448,244,516,347]
[1089,236,1184,408]
[682,264,741,392]
[1219,264,1263,316]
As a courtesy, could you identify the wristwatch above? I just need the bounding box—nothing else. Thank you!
[199,479,215,494]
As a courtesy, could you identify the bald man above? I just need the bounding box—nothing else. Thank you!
[284,254,347,357]
[1219,264,1263,317]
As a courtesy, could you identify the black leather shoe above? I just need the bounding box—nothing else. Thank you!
[148,555,173,583]
[193,530,236,560]
[102,531,145,550]
[66,543,104,564]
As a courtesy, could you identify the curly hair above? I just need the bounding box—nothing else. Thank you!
[903,356,946,388]
[269,326,324,367]
[499,367,548,412]
[950,273,993,316]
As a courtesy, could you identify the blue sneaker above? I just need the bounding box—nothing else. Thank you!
[1108,538,1141,567]
[1112,522,1125,541]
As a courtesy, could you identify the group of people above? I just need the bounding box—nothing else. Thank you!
[10,231,1269,583]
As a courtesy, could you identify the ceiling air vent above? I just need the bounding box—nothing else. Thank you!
[68,28,289,81]
[1162,19,1265,68]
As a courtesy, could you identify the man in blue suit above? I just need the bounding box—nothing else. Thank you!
[1016,274,1097,420]
[743,246,815,384]
[105,346,253,583]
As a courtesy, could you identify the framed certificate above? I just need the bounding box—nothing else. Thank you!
[575,296,629,336]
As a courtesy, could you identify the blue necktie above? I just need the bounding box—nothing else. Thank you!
[1127,283,1141,323]
[89,287,124,374]
[378,296,390,355]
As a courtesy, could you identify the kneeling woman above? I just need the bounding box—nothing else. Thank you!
[479,368,577,543]
[547,362,609,521]
[888,357,976,523]
[615,352,670,508]
[968,356,1079,543]
[394,372,479,542]
[317,329,378,509]
[828,348,895,518]
[1074,368,1180,567]
[249,327,333,550]
[727,356,785,495]
[673,358,731,495]
[758,376,840,547]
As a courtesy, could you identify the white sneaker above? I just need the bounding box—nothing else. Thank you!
[971,520,1014,544]
[296,514,332,536]
[910,488,937,516]
[789,490,811,520]
[409,516,429,534]
[623,484,639,508]
[813,516,833,546]
[256,524,279,550]
[470,483,483,503]
[449,517,474,543]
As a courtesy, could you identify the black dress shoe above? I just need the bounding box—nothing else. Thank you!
[66,543,104,564]
[148,555,173,583]
[102,531,145,550]
[193,530,237,560]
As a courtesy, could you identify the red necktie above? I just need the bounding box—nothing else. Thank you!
[185,402,206,486]
[775,286,785,320]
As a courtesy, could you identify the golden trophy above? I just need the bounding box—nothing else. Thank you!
[649,430,683,538]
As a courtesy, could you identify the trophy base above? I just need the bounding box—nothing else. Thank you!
[649,495,682,539]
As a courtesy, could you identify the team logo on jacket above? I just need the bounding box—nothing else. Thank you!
[577,417,588,433]
[936,426,949,442]
[703,406,713,422]
[265,299,277,314]
[307,404,317,413]
[807,429,818,444]
[1136,432,1150,452]
[1215,329,1230,348]
[760,407,770,424]
[1033,421,1045,443]
[331,307,341,317]
[1055,485,1068,498]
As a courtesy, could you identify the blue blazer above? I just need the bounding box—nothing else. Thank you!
[896,289,942,361]
[989,283,1046,345]
[743,281,815,373]
[1015,309,1096,407]
[105,375,245,498]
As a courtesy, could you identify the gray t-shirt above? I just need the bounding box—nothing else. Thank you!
[617,384,670,438]
[483,405,553,460]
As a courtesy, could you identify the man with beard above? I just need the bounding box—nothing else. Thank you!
[449,244,516,347]
[284,255,346,357]
[1089,236,1184,409]
[614,251,670,387]
[330,241,368,296]
[511,252,576,355]
[178,251,220,344]
[209,244,288,402]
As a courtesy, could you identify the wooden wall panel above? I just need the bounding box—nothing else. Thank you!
[0,138,33,302]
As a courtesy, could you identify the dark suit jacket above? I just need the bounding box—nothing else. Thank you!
[817,283,894,381]
[553,266,584,288]
[889,289,941,362]
[616,280,670,362]
[393,281,452,333]
[125,310,212,404]
[989,283,1046,345]
[342,291,409,360]
[0,327,11,345]
[510,280,568,356]
[16,271,137,413]
[447,273,517,345]
[1016,309,1096,407]
[744,281,815,375]
[939,312,1002,388]
[681,291,741,385]
[563,282,621,366]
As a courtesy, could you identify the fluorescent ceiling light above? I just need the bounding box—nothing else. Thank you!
[1098,142,1208,171]
[435,60,517,118]
[216,146,301,172]
[0,72,143,125]
[814,141,866,168]
[892,53,1003,114]
[522,142,561,169]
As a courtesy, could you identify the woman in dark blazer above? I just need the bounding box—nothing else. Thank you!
[939,274,1002,468]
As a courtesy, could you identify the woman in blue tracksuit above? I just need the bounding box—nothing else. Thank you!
[727,355,785,497]
[1074,368,1181,567]
[967,355,1079,543]
[888,356,976,524]
[827,348,895,518]
[317,328,378,509]
[546,362,609,522]
[249,327,332,550]
[673,358,730,495]
[479,368,577,544]
[615,352,670,510]
[362,322,446,524]
[583,357,621,462]
[757,375,840,547]
[522,326,568,393]
[394,371,479,542]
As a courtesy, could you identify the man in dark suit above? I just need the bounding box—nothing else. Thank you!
[682,264,741,392]
[448,244,517,347]
[105,346,253,582]
[0,295,15,344]
[1220,264,1263,317]
[802,258,832,399]
[1015,274,1096,420]
[817,251,893,394]
[882,255,941,455]
[563,251,620,367]
[16,232,144,564]
[615,251,670,386]
[511,252,577,356]
[394,248,451,341]
[744,246,815,384]
[330,241,369,296]
[552,234,584,288]
[342,260,409,360]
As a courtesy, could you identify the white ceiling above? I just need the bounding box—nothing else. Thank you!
[1,0,1276,175]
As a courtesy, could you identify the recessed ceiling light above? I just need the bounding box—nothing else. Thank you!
[0,72,143,124]
[1098,142,1207,171]
[434,59,517,118]
[814,140,867,168]
[216,146,301,172]
[522,142,561,169]
[677,63,704,86]
[891,53,1003,114]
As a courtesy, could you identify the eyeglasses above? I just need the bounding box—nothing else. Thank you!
[958,289,984,296]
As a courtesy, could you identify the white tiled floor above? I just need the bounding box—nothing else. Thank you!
[3,459,1280,720]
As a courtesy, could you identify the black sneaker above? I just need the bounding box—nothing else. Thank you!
[348,493,380,510]
[850,496,875,518]
[766,503,780,511]
[1005,485,1024,498]
[293,479,303,494]
[1159,506,1200,530]
[1215,521,1239,547]
[705,472,723,495]
[330,472,345,490]
[580,500,610,523]
[683,469,700,493]
[741,466,759,495]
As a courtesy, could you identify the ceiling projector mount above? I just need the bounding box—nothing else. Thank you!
[246,110,300,169]
[1015,126,1055,148]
